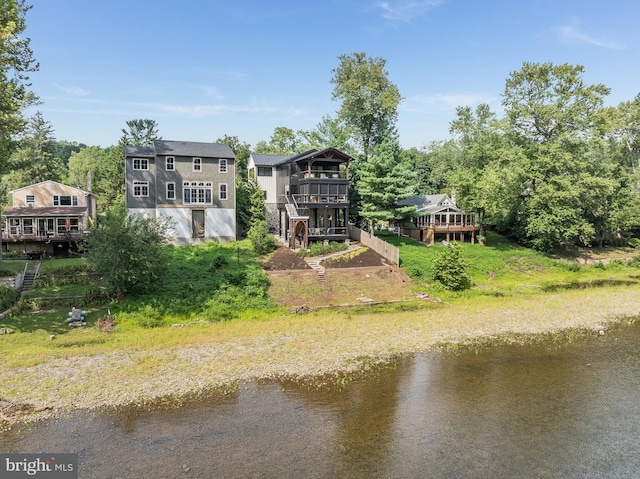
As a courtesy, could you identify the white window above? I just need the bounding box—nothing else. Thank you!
[166,182,175,200]
[53,195,78,206]
[166,156,174,171]
[57,217,79,234]
[133,158,149,170]
[183,181,212,204]
[133,181,149,197]
[219,158,227,173]
[26,195,35,206]
[219,183,228,200]
[23,218,34,235]
[193,157,202,172]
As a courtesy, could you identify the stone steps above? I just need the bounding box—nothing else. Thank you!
[305,259,326,281]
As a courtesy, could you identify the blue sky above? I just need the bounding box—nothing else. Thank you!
[24,0,640,150]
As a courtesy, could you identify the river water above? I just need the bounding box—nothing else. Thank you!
[2,322,640,478]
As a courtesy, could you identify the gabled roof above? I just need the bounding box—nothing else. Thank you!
[4,206,88,217]
[250,153,290,166]
[275,147,355,166]
[398,194,459,215]
[9,180,91,195]
[125,140,235,159]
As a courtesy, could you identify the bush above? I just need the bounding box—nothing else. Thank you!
[248,221,276,255]
[431,243,471,291]
[0,286,20,311]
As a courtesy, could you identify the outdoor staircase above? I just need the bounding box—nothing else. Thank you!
[305,259,326,281]
[20,261,40,293]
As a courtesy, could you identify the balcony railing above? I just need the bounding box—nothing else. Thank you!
[2,230,85,242]
[295,169,347,180]
[307,227,348,237]
[292,194,348,205]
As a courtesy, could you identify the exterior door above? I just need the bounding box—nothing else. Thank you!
[192,210,205,239]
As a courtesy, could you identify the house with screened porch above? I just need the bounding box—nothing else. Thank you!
[125,140,236,243]
[393,194,480,245]
[1,180,96,257]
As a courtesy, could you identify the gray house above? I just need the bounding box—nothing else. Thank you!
[125,140,236,243]
[248,147,353,248]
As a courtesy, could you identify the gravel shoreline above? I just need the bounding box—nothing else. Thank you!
[2,287,639,429]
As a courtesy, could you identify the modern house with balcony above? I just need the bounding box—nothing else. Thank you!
[248,147,353,249]
[1,180,96,258]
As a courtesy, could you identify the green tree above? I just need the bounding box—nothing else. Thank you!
[91,141,125,212]
[2,111,65,188]
[303,115,355,153]
[501,62,615,250]
[216,134,251,181]
[254,126,310,155]
[331,52,402,160]
[121,119,160,146]
[53,140,86,168]
[84,202,170,298]
[0,0,39,174]
[67,146,107,190]
[356,131,418,231]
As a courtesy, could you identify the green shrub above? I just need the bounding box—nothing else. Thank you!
[0,286,20,311]
[248,221,276,255]
[431,243,471,291]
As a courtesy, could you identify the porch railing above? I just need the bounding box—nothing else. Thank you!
[292,194,348,204]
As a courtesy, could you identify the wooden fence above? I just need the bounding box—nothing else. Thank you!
[349,225,400,267]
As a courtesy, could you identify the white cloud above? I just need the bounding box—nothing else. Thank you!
[553,24,624,50]
[374,0,441,23]
[55,84,90,96]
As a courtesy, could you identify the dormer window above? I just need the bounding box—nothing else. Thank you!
[193,158,202,172]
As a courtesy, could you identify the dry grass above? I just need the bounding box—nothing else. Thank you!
[267,266,416,307]
[2,284,639,428]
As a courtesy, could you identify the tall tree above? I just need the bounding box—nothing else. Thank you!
[356,130,418,231]
[302,115,355,154]
[501,62,616,250]
[331,52,402,160]
[254,126,310,155]
[121,119,160,146]
[92,141,125,212]
[0,0,39,174]
[2,111,64,188]
[67,146,107,190]
[216,134,251,181]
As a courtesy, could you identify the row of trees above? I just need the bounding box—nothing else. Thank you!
[424,64,640,250]
[2,0,639,253]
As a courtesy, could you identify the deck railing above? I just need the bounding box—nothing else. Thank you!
[295,170,347,180]
[292,194,348,204]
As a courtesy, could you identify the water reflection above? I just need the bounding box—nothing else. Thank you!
[1,323,639,478]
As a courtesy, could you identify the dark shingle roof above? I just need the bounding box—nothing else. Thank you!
[153,140,235,158]
[250,153,290,166]
[125,141,235,159]
[124,145,154,157]
[4,206,88,217]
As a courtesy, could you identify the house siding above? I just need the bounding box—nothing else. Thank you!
[125,140,236,243]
